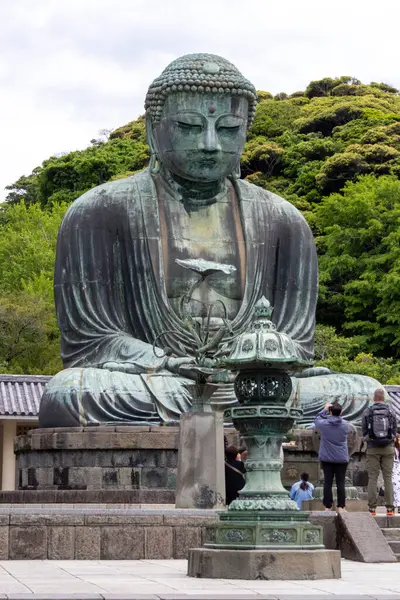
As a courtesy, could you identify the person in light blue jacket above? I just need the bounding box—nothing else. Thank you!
[290,472,314,509]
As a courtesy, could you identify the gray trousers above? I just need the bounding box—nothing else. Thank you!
[367,445,395,508]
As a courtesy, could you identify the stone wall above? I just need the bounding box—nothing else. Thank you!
[14,426,240,495]
[0,509,218,560]
[281,429,367,490]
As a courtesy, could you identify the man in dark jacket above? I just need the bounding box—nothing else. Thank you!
[362,388,397,516]
[314,401,350,513]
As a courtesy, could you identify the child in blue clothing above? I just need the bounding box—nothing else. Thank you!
[290,472,314,509]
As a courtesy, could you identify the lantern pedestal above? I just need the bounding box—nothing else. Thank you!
[188,547,341,580]
[187,405,341,579]
[187,297,341,579]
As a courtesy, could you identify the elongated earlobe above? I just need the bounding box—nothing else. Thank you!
[146,114,161,174]
[231,160,241,180]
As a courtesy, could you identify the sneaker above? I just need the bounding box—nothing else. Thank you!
[337,507,347,514]
[387,507,394,517]
[369,507,376,516]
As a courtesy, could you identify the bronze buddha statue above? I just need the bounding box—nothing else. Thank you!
[39,54,379,428]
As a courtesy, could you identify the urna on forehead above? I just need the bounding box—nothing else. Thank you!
[145,53,257,125]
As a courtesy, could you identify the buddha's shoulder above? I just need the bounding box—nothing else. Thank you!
[237,178,306,222]
[64,169,151,216]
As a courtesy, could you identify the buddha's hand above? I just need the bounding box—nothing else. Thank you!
[166,356,215,380]
[207,369,236,384]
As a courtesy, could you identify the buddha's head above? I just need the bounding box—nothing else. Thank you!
[145,54,257,183]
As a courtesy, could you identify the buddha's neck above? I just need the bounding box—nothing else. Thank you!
[162,170,226,206]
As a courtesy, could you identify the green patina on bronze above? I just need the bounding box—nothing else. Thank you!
[204,298,323,550]
[38,53,379,428]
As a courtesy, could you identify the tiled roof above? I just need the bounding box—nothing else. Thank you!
[0,375,51,417]
[384,385,400,421]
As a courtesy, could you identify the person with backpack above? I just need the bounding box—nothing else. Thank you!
[362,388,397,517]
[290,472,314,509]
[314,401,350,513]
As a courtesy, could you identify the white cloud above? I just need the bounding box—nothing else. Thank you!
[1,0,399,200]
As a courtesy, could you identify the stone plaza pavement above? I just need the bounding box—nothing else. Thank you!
[0,559,398,599]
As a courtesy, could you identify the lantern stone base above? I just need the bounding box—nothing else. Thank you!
[188,547,341,579]
[204,511,324,550]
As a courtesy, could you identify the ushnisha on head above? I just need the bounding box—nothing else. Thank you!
[373,388,386,403]
[145,53,258,183]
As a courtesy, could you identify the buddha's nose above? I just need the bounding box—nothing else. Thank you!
[199,124,221,152]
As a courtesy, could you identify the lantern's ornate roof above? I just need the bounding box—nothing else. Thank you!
[221,297,313,371]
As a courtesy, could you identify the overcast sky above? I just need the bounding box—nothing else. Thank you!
[1,0,399,202]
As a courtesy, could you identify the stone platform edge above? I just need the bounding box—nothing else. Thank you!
[0,595,389,600]
[0,508,219,560]
[0,507,393,561]
[0,490,176,504]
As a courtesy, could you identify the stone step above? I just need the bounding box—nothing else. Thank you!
[375,515,400,529]
[381,527,400,540]
[388,541,400,553]
[396,553,400,562]
[337,512,397,562]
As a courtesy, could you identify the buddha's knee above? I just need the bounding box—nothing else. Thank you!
[39,367,160,428]
[39,368,88,428]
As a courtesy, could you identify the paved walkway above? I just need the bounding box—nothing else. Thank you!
[0,559,398,599]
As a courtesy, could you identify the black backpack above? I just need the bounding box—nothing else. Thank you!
[368,404,395,446]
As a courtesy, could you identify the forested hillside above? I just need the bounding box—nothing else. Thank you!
[3,76,400,381]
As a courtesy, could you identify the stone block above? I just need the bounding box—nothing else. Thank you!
[145,526,173,559]
[163,513,218,527]
[309,512,338,550]
[337,512,397,562]
[27,467,39,488]
[48,526,75,559]
[303,499,368,512]
[101,526,145,559]
[85,513,163,525]
[10,513,84,526]
[75,526,101,559]
[175,412,225,509]
[137,432,178,449]
[141,467,168,488]
[36,467,55,489]
[174,526,202,559]
[115,426,151,432]
[68,467,103,489]
[188,548,341,579]
[0,514,10,526]
[139,489,175,504]
[118,467,141,488]
[53,466,70,488]
[9,526,47,559]
[0,527,9,559]
[53,432,85,449]
[101,468,119,487]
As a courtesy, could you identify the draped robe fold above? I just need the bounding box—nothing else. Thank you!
[39,169,318,427]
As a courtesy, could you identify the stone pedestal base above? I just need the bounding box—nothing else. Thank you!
[15,426,179,492]
[206,510,324,549]
[188,547,341,579]
[175,412,225,509]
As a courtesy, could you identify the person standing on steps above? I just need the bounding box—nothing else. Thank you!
[314,402,350,514]
[363,388,397,517]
